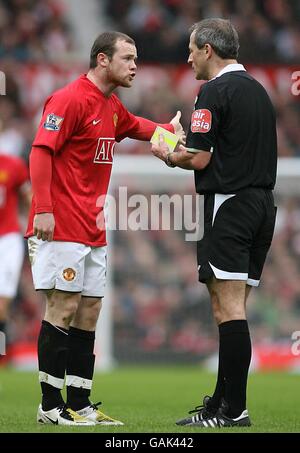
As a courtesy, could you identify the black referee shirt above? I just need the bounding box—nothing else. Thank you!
[186,67,277,194]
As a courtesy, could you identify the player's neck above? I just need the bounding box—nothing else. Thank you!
[86,70,115,97]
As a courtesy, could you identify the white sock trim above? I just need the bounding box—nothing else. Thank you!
[39,371,64,389]
[66,375,92,390]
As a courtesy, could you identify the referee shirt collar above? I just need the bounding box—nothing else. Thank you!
[210,63,246,81]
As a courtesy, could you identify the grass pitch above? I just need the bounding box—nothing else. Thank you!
[0,366,299,433]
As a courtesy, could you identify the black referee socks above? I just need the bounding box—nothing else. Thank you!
[219,319,252,418]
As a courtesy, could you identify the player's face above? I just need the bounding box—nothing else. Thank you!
[107,40,137,88]
[188,32,209,80]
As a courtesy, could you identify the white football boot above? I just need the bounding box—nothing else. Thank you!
[77,402,123,425]
[37,404,95,426]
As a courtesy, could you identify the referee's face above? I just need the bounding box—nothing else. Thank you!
[106,39,137,88]
[188,32,209,81]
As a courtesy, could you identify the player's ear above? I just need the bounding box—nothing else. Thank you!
[96,52,110,68]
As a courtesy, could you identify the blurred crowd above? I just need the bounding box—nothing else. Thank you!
[0,0,300,365]
[8,191,300,363]
[0,1,299,160]
[111,190,300,361]
[104,0,300,63]
[0,0,73,62]
[1,63,299,160]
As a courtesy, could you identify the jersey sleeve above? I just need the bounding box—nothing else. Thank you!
[186,82,221,153]
[115,105,140,142]
[32,90,80,154]
[114,97,174,142]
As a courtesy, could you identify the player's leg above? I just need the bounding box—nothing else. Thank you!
[66,295,102,411]
[207,277,251,420]
[177,191,259,427]
[0,297,10,362]
[28,237,95,425]
[38,289,80,411]
[0,297,10,341]
[0,234,24,328]
[65,245,123,425]
[207,278,247,410]
[0,233,24,363]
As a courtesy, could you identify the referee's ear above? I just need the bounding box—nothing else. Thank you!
[203,43,213,59]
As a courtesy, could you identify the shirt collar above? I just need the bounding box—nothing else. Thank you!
[210,63,246,81]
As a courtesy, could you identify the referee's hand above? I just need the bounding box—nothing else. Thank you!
[170,111,186,145]
[151,134,170,162]
[33,213,55,242]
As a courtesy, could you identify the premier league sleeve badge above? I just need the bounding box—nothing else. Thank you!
[43,113,64,131]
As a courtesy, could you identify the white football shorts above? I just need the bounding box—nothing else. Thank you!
[0,232,24,298]
[27,237,107,297]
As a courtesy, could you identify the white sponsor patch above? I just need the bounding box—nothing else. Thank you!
[43,113,64,131]
[94,137,115,164]
[191,109,212,133]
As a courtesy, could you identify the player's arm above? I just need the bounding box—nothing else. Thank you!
[115,98,185,144]
[29,90,79,241]
[129,111,186,144]
[19,181,32,211]
[151,135,211,170]
[30,146,55,242]
[153,81,220,169]
[15,157,32,211]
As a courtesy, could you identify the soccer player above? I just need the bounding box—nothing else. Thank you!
[152,19,277,427]
[25,31,185,426]
[0,153,31,360]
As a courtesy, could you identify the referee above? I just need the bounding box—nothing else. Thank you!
[152,18,277,428]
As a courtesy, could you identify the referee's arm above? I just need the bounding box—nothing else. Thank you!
[151,136,211,170]
[168,144,211,170]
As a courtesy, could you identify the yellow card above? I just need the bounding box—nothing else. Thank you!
[150,126,179,152]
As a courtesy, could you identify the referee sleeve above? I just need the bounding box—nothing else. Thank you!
[186,82,221,153]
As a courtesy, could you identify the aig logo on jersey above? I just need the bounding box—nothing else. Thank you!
[191,109,212,133]
[43,113,64,131]
[94,138,115,164]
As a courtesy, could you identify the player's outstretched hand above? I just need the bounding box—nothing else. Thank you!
[33,213,55,241]
[170,111,186,145]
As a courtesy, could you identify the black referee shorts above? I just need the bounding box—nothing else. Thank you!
[197,188,277,286]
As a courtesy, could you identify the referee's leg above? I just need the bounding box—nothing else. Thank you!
[207,277,251,419]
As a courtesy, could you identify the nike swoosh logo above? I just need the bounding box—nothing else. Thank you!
[45,415,58,425]
[93,119,101,125]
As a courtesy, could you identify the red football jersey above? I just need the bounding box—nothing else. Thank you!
[0,154,29,236]
[26,74,164,246]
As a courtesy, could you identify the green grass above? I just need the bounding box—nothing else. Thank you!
[0,366,299,433]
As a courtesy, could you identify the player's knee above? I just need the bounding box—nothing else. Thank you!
[62,304,78,325]
[72,297,102,330]
[213,308,223,325]
[46,292,81,326]
[219,305,246,323]
[63,296,80,318]
[83,298,102,324]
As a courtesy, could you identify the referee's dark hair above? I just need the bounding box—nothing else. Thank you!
[190,18,239,59]
[90,31,136,68]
